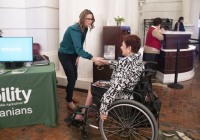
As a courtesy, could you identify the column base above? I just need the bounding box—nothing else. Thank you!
[155,69,195,83]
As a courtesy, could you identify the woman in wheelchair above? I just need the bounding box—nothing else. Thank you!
[75,34,144,121]
[67,34,160,140]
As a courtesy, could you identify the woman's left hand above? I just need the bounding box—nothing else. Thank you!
[100,112,107,120]
[75,57,80,65]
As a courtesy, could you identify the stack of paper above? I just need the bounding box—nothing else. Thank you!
[0,69,11,75]
[11,68,27,74]
[33,60,49,66]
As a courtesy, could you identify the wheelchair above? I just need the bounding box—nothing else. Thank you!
[65,62,161,140]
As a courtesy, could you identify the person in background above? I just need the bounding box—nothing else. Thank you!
[75,34,144,120]
[143,17,164,64]
[163,18,171,30]
[174,16,185,31]
[58,9,104,111]
[0,30,3,37]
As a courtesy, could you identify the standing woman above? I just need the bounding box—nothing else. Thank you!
[174,16,185,31]
[143,17,164,64]
[58,9,103,111]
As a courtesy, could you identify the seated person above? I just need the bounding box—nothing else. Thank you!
[33,43,49,61]
[75,35,144,120]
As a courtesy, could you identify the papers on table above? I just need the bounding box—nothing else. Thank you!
[0,69,11,75]
[11,68,27,74]
[33,60,49,66]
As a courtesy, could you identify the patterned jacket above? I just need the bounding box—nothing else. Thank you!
[100,53,144,115]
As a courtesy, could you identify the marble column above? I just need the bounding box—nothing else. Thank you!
[138,0,146,45]
[182,0,191,24]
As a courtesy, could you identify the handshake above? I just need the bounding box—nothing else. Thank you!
[92,57,109,66]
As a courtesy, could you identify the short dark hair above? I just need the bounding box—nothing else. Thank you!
[123,35,141,53]
[153,17,162,26]
[178,17,184,22]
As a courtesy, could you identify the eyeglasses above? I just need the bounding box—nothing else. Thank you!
[85,18,94,21]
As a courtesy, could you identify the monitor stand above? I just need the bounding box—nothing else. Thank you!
[4,62,24,69]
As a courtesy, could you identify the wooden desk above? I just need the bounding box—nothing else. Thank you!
[156,31,195,83]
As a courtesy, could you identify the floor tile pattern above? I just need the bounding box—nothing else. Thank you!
[0,56,200,140]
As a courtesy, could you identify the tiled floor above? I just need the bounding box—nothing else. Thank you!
[0,55,200,140]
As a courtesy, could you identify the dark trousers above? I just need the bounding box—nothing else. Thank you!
[143,53,159,62]
[143,53,159,70]
[58,52,78,102]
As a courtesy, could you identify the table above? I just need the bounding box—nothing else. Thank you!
[0,62,58,128]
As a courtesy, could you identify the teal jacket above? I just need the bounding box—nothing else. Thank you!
[58,23,93,60]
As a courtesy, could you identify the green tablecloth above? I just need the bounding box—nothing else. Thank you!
[0,63,58,128]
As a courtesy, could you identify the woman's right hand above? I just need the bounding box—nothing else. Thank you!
[92,56,104,66]
[75,56,80,65]
[99,59,109,65]
[100,112,107,120]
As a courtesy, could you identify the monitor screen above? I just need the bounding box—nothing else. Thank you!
[0,37,33,62]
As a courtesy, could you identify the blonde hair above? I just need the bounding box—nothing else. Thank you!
[79,9,95,32]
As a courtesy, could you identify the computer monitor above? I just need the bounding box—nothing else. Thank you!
[0,37,33,69]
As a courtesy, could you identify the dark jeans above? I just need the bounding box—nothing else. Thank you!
[143,53,159,70]
[58,52,78,102]
[143,53,159,62]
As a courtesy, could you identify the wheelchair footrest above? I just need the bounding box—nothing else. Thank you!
[64,106,89,128]
[64,114,84,128]
[71,120,84,128]
[81,129,89,139]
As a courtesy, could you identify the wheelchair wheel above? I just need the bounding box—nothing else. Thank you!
[99,99,158,140]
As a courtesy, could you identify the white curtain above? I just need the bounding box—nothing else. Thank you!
[190,0,200,38]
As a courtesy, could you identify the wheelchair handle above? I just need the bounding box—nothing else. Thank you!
[141,69,156,75]
[144,61,158,65]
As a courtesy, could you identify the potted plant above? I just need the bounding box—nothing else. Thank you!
[114,16,125,26]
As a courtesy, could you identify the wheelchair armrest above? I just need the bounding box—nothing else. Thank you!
[141,69,156,77]
[144,61,157,65]
[142,69,156,73]
[144,61,157,70]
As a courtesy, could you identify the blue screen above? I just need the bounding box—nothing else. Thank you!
[0,37,33,62]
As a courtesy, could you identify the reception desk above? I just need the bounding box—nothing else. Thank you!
[156,31,196,83]
[0,63,58,128]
